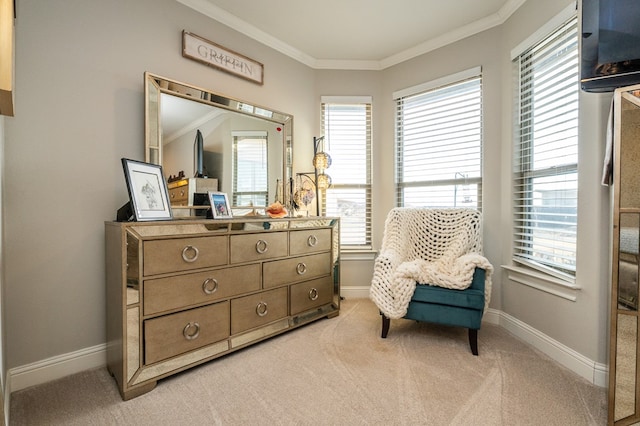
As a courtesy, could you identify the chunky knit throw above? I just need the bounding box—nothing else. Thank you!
[370,208,493,320]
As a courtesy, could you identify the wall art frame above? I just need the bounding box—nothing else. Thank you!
[182,31,264,85]
[208,191,232,219]
[121,158,173,221]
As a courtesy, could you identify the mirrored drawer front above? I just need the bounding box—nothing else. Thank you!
[229,231,287,264]
[143,264,261,316]
[290,228,331,255]
[263,253,331,289]
[230,287,288,335]
[144,301,230,365]
[143,236,228,276]
[290,276,334,316]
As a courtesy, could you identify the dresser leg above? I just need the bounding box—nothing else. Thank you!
[121,381,157,401]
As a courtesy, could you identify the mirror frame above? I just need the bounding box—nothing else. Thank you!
[144,72,293,210]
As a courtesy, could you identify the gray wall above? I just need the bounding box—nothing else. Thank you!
[4,0,316,369]
[3,0,611,374]
[316,0,611,365]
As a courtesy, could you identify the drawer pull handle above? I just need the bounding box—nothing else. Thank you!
[309,288,319,301]
[256,302,268,317]
[296,262,307,275]
[255,239,268,254]
[183,322,200,340]
[202,278,218,295]
[307,235,318,247]
[181,245,199,263]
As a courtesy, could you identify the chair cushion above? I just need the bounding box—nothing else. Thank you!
[411,284,484,310]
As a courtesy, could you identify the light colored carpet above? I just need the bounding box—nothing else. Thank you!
[10,298,606,425]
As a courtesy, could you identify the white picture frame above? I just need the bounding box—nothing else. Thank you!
[208,191,232,219]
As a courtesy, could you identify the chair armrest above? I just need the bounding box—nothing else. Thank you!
[469,267,486,291]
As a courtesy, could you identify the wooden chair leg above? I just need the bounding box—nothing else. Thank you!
[468,329,478,356]
[381,314,390,338]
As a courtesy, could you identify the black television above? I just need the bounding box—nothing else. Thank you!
[580,0,640,92]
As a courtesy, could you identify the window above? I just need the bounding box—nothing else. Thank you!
[512,16,579,279]
[321,97,372,248]
[232,131,268,207]
[395,68,483,209]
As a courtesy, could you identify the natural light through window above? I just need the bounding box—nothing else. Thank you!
[513,16,579,279]
[233,132,268,207]
[395,69,483,209]
[321,97,372,248]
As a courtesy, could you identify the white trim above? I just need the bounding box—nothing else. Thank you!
[510,2,577,60]
[340,249,377,262]
[392,66,482,100]
[503,264,581,301]
[495,309,607,387]
[341,286,372,299]
[7,299,606,392]
[177,0,527,70]
[231,130,268,137]
[9,343,106,393]
[176,0,317,68]
[320,96,372,105]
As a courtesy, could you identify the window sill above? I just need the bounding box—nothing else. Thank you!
[339,248,378,261]
[502,265,581,301]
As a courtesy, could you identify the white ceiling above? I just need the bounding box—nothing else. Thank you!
[177,0,528,70]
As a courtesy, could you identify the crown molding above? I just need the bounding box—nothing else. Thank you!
[177,0,528,71]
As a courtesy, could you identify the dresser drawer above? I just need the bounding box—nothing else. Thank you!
[290,228,331,255]
[143,264,261,315]
[168,185,188,205]
[230,231,287,264]
[230,287,288,335]
[143,236,228,276]
[263,253,331,289]
[290,276,334,316]
[144,301,230,365]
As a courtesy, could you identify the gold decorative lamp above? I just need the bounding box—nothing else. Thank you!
[312,136,331,214]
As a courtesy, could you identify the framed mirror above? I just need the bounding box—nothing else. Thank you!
[144,72,293,215]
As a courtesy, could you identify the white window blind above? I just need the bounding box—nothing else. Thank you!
[233,132,268,207]
[321,98,372,247]
[395,74,482,209]
[513,16,578,279]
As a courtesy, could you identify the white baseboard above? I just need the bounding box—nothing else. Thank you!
[485,308,607,387]
[7,289,608,393]
[341,286,371,299]
[9,343,106,393]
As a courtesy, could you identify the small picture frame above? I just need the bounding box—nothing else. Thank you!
[121,158,173,221]
[208,191,232,219]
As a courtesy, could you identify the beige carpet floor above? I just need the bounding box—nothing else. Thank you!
[10,298,607,425]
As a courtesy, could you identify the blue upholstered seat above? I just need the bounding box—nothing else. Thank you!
[381,267,487,355]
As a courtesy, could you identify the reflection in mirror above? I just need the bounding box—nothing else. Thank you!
[144,72,293,214]
[618,214,639,311]
[615,313,637,422]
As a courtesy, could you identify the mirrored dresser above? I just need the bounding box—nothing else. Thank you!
[105,217,340,400]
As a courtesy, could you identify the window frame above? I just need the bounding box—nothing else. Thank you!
[393,67,483,211]
[511,13,579,281]
[321,96,373,249]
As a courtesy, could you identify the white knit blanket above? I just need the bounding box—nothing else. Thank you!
[370,208,493,320]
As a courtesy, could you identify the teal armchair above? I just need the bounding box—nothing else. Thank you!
[381,267,486,355]
[370,208,492,356]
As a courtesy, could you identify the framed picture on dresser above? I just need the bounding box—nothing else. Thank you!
[208,191,232,219]
[121,158,173,221]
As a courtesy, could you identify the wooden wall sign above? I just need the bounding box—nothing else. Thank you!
[182,31,264,85]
